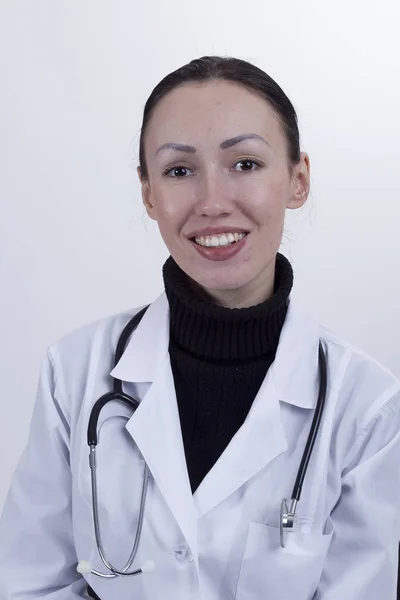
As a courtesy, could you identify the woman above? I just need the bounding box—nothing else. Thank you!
[0,56,399,600]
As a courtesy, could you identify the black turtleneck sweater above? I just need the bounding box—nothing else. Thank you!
[162,252,294,493]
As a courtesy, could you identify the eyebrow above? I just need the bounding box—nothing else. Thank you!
[154,133,270,157]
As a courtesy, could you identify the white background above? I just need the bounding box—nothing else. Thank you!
[0,0,399,510]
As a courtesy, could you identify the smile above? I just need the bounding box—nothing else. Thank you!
[193,232,248,248]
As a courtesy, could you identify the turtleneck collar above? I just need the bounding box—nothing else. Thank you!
[162,252,294,361]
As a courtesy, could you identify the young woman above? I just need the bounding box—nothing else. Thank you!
[1,56,399,600]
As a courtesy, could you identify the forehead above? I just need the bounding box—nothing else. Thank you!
[145,80,283,150]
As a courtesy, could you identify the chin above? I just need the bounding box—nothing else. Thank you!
[193,273,250,294]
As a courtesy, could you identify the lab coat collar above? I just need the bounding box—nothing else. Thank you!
[270,294,320,410]
[110,293,170,383]
[110,291,321,410]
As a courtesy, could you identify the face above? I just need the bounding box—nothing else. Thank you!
[139,80,310,308]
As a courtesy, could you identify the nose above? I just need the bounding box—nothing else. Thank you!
[194,168,235,218]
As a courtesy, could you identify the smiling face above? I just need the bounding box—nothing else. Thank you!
[139,80,310,308]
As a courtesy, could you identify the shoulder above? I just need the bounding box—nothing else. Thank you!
[319,323,400,446]
[45,305,148,390]
[51,305,147,358]
[320,324,399,399]
[280,296,399,418]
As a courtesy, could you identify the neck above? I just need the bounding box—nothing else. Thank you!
[162,252,294,361]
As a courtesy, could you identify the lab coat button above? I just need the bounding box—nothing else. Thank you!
[173,545,194,563]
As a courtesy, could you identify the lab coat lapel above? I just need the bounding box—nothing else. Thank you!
[109,294,198,561]
[193,368,287,518]
[126,357,198,560]
[194,295,321,518]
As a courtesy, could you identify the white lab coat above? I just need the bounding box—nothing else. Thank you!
[1,292,400,600]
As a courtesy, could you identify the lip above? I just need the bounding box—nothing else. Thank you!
[186,226,250,239]
[190,233,248,261]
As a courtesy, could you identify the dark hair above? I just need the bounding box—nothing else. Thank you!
[138,55,301,181]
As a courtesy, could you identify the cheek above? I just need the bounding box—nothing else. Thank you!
[150,184,191,238]
[242,174,290,222]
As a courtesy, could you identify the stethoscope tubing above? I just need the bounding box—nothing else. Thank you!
[291,340,327,501]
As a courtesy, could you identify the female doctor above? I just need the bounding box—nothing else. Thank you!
[1,55,400,600]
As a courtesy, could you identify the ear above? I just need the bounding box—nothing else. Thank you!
[287,152,310,210]
[137,167,157,221]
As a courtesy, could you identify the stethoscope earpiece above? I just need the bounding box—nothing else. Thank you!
[77,560,93,574]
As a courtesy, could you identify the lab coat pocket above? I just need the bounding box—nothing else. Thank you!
[235,518,334,600]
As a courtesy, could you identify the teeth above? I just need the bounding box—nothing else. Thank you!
[194,232,247,248]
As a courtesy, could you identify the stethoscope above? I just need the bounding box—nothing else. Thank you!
[77,304,328,580]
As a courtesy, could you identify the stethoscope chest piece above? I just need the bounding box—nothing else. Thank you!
[279,498,297,548]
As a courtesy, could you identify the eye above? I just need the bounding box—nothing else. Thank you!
[232,159,262,172]
[162,165,194,177]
